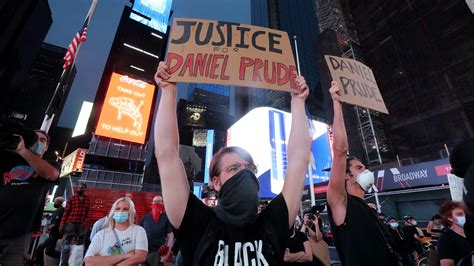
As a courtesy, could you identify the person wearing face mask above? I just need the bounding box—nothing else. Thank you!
[140,195,174,265]
[84,197,148,265]
[326,81,401,266]
[0,129,60,265]
[402,215,425,259]
[153,61,311,265]
[437,201,472,266]
[427,214,444,244]
[59,183,90,265]
[34,197,65,265]
[386,217,416,266]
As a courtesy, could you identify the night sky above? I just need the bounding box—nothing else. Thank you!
[45,0,251,129]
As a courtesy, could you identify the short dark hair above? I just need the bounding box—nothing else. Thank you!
[210,146,254,178]
[34,129,50,145]
[450,138,474,177]
[439,201,464,226]
[346,156,360,174]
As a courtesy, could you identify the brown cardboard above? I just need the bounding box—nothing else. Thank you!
[166,18,298,92]
[324,55,389,114]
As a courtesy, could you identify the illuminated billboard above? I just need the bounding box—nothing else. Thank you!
[130,0,172,34]
[95,72,155,144]
[227,107,333,198]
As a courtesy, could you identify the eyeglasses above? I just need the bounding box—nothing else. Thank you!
[216,163,258,176]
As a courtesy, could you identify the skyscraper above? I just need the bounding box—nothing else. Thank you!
[251,0,325,121]
[17,43,77,129]
[0,0,53,124]
[347,0,474,162]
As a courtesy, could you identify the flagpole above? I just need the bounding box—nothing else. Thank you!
[40,0,98,133]
[294,35,316,207]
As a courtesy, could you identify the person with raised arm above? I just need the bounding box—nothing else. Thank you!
[153,61,311,265]
[326,81,400,266]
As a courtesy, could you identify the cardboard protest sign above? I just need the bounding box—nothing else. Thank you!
[324,55,389,113]
[166,18,298,92]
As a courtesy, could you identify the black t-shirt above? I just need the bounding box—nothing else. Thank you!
[327,195,399,266]
[175,193,289,265]
[285,231,311,266]
[0,150,56,237]
[438,229,472,264]
[388,227,413,253]
[49,207,65,239]
[140,212,172,251]
[402,225,421,249]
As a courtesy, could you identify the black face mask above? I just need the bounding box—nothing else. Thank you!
[54,203,62,208]
[77,190,85,196]
[214,169,260,226]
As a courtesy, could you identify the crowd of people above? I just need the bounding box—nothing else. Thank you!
[0,62,474,266]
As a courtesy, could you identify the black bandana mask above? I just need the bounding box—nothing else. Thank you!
[214,169,260,226]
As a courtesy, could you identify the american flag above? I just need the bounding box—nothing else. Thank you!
[63,17,89,69]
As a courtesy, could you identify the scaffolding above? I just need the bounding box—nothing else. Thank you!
[316,0,390,166]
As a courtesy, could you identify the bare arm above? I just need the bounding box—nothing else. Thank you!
[84,253,132,266]
[154,62,190,229]
[166,232,174,248]
[307,220,323,242]
[326,81,349,226]
[296,241,313,262]
[282,76,311,228]
[117,250,147,266]
[440,259,455,266]
[11,136,59,180]
[284,251,305,262]
[284,241,313,263]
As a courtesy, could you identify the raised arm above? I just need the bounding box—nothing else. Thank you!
[326,81,349,226]
[154,62,190,229]
[11,136,59,180]
[282,76,311,228]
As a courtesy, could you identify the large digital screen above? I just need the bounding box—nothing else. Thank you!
[227,107,333,198]
[95,73,155,144]
[130,0,172,33]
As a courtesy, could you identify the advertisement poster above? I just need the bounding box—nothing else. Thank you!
[95,73,155,144]
[227,107,333,198]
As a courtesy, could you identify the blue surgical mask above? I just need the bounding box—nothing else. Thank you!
[113,212,129,223]
[30,141,46,156]
[390,222,399,228]
[456,216,466,227]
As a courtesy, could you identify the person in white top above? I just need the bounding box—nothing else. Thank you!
[84,197,148,266]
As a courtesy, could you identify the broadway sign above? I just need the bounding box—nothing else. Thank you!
[374,158,451,192]
[166,18,298,92]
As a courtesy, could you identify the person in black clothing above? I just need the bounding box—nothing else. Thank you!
[438,201,472,265]
[153,62,311,265]
[402,215,425,258]
[140,195,174,265]
[450,138,474,251]
[0,130,59,265]
[387,217,415,266]
[427,214,444,244]
[285,225,313,265]
[326,81,400,266]
[34,196,65,265]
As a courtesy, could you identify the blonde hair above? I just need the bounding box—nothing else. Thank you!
[103,197,137,229]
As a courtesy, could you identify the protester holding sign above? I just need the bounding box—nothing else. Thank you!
[154,60,310,265]
[326,81,400,266]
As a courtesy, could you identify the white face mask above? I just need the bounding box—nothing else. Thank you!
[412,220,417,226]
[356,170,375,192]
